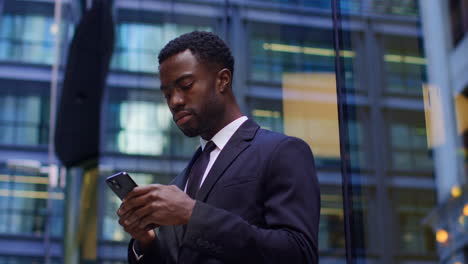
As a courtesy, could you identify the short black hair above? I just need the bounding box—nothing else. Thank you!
[158,31,234,75]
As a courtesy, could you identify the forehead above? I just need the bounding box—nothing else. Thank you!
[159,50,200,80]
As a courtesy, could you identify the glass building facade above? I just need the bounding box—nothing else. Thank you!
[0,0,466,263]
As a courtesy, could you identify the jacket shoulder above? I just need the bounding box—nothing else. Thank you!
[254,128,310,151]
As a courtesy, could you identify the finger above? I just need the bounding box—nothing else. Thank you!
[138,214,157,230]
[117,203,129,217]
[124,184,163,201]
[119,196,146,216]
[118,209,135,226]
[118,213,154,240]
[120,213,145,233]
[130,191,159,209]
[118,204,143,227]
[134,228,156,242]
[119,208,135,226]
[120,204,158,229]
[123,210,148,227]
[118,202,131,216]
[126,220,156,238]
[123,223,144,237]
[145,223,159,230]
[132,224,158,234]
[119,189,160,216]
[121,199,159,227]
[131,202,159,228]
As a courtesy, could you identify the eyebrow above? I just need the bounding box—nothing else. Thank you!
[160,73,194,91]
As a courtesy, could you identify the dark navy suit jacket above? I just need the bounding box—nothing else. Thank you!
[128,119,320,263]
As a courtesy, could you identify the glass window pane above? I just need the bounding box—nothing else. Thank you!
[0,14,54,64]
[112,22,212,73]
[0,84,48,146]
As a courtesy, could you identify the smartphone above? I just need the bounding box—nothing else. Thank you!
[106,172,138,200]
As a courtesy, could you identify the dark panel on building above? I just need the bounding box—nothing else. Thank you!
[55,0,114,167]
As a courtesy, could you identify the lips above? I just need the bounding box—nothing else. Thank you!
[174,111,192,126]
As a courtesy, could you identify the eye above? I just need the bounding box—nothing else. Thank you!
[180,82,193,90]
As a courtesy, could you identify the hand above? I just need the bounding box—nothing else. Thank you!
[118,209,156,249]
[118,184,196,228]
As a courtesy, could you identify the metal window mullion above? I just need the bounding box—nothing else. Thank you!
[369,29,393,263]
[331,0,354,263]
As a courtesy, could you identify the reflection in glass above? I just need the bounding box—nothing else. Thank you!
[455,93,468,177]
[0,165,63,236]
[0,256,61,264]
[247,21,350,261]
[338,0,439,263]
[348,119,368,170]
[112,23,211,73]
[250,99,284,133]
[117,101,171,155]
[449,0,468,46]
[372,0,419,16]
[0,0,459,262]
[391,189,436,255]
[383,36,426,96]
[320,187,346,250]
[249,25,335,83]
[0,15,55,64]
[249,25,356,92]
[388,111,432,172]
[105,89,198,157]
[0,83,49,146]
[254,0,362,13]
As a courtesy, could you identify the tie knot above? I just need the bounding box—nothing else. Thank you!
[203,141,216,153]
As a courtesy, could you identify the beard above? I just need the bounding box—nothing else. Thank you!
[177,112,218,138]
[175,96,224,139]
[179,122,201,137]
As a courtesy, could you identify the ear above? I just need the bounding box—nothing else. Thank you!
[216,68,232,93]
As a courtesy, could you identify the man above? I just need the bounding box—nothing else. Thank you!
[118,31,320,263]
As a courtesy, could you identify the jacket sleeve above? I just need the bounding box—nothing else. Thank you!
[182,137,321,263]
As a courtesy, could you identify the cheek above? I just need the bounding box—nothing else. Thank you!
[190,85,216,110]
[205,95,224,118]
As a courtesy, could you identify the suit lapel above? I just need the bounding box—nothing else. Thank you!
[171,147,202,245]
[172,147,202,190]
[196,119,260,202]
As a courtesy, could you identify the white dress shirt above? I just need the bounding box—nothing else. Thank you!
[185,115,248,191]
[133,116,248,260]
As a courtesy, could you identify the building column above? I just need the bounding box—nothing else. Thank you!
[419,0,463,203]
[229,3,248,113]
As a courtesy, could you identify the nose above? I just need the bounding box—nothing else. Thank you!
[169,89,185,110]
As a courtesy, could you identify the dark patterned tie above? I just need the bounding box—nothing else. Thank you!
[186,141,217,199]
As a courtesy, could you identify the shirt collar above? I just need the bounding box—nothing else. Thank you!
[200,116,248,151]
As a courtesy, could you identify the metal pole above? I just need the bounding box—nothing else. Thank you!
[331,0,355,263]
[224,0,229,42]
[45,0,64,263]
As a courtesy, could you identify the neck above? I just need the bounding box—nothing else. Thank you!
[200,103,243,140]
